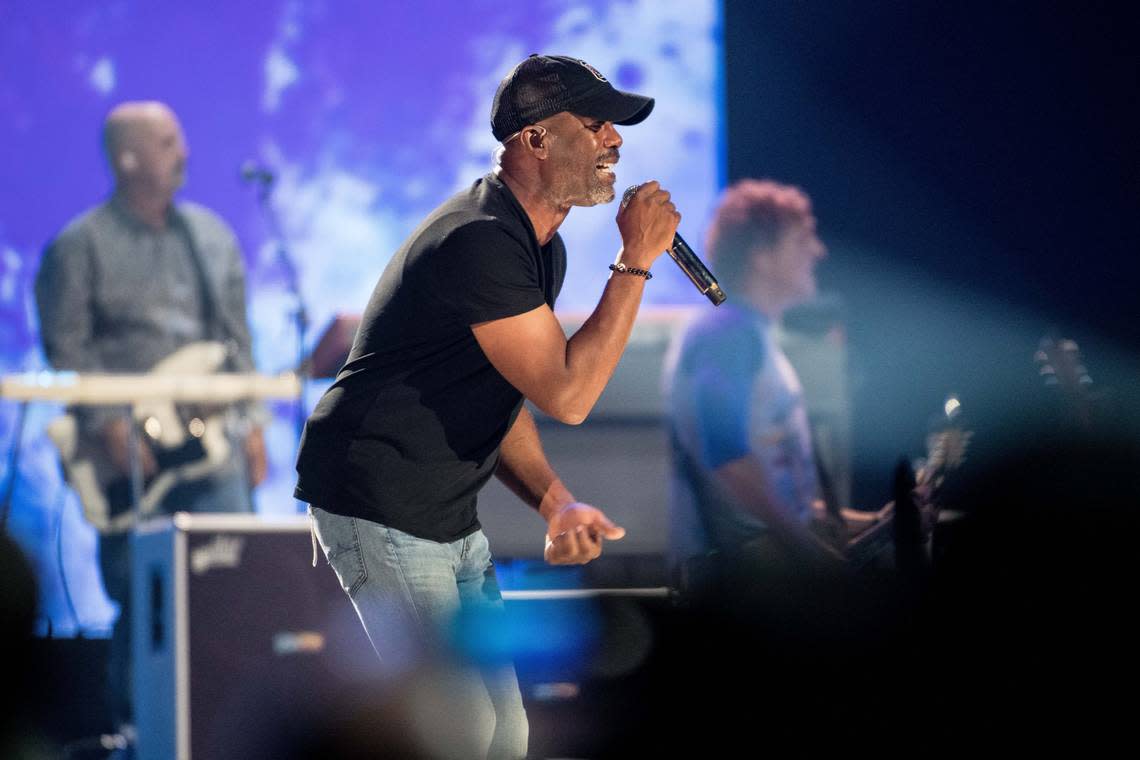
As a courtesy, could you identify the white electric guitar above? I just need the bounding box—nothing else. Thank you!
[1,341,300,533]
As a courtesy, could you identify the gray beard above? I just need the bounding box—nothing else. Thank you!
[567,176,616,207]
[547,160,616,207]
[588,182,616,205]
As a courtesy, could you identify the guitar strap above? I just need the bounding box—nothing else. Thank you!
[172,209,227,364]
[668,423,725,552]
[667,423,731,590]
[808,422,843,522]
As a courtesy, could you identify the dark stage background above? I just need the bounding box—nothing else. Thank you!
[725,0,1139,509]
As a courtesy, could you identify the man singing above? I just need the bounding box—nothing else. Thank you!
[295,55,680,758]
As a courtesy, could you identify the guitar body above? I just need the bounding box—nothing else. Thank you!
[810,500,896,568]
[47,341,234,533]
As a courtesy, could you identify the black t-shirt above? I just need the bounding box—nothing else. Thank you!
[294,173,566,541]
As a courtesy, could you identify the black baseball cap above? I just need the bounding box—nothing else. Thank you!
[491,54,655,142]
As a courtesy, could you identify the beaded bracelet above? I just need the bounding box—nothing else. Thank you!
[609,262,653,280]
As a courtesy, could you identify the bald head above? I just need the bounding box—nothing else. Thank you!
[102,101,187,198]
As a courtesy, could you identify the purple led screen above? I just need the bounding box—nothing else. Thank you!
[0,1,722,634]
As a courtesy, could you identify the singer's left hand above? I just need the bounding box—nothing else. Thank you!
[544,502,626,565]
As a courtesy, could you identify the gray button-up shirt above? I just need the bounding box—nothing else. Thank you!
[35,196,257,433]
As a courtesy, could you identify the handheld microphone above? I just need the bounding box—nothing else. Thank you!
[622,185,726,306]
[239,160,275,186]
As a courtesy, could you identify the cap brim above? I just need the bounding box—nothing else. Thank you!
[578,88,655,127]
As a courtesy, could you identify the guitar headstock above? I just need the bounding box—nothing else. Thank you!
[1034,334,1098,432]
[915,394,973,514]
[1035,336,1092,397]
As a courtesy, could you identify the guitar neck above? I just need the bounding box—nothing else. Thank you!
[844,516,894,567]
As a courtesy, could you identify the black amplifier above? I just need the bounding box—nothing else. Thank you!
[131,513,375,760]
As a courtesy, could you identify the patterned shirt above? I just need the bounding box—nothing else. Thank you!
[664,303,819,562]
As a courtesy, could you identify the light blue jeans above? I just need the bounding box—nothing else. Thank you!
[309,506,528,760]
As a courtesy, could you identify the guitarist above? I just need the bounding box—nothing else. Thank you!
[664,180,878,585]
[33,101,267,734]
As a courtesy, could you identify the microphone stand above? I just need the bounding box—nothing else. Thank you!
[248,172,309,445]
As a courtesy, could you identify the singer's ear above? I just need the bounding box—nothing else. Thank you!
[527,128,544,149]
[118,150,138,172]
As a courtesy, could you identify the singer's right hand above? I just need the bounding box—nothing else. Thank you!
[616,181,681,270]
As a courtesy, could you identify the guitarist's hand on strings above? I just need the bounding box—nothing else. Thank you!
[103,418,157,479]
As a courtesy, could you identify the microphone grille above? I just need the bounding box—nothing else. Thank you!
[620,184,641,210]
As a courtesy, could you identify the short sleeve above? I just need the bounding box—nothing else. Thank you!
[428,221,546,324]
[680,318,765,469]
